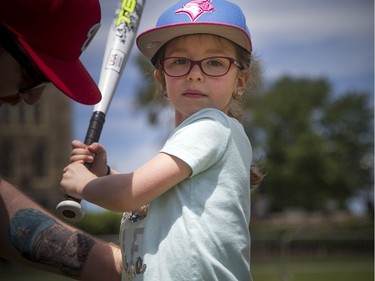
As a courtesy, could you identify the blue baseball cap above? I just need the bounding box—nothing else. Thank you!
[137,0,252,62]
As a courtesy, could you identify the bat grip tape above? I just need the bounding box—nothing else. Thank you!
[84,111,106,146]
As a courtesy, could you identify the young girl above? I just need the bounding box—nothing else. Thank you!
[61,0,262,280]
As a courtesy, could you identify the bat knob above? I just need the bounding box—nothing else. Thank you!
[56,200,84,222]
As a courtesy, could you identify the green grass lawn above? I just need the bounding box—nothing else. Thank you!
[252,259,374,281]
[1,258,373,280]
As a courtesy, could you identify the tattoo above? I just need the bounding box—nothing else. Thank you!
[9,208,95,278]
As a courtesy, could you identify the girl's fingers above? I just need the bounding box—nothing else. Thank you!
[71,148,93,156]
[70,155,93,163]
[70,148,94,163]
[71,140,87,149]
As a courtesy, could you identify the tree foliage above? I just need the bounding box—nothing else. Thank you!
[245,76,374,212]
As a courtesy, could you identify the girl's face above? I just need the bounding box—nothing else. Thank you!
[155,34,248,125]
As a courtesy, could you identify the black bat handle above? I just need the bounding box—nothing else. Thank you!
[56,111,106,222]
[84,111,106,145]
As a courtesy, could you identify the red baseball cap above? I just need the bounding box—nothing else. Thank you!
[0,0,102,105]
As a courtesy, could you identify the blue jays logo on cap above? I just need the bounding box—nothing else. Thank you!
[175,0,215,22]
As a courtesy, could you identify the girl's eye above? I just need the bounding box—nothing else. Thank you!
[173,58,189,65]
[206,58,224,67]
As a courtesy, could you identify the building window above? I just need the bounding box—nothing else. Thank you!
[19,103,26,124]
[0,141,13,177]
[0,104,11,124]
[33,143,46,178]
[34,102,42,124]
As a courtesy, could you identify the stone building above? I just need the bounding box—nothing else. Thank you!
[0,85,72,211]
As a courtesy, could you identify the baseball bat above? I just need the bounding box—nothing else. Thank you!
[56,0,146,222]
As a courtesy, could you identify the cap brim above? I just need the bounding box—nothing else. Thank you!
[137,22,252,62]
[18,37,101,105]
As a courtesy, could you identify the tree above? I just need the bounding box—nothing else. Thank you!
[244,76,374,213]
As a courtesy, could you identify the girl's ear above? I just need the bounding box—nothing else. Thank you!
[236,71,249,97]
[154,69,166,88]
[154,69,163,83]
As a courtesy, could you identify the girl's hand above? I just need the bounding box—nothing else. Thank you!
[60,162,97,200]
[70,140,108,177]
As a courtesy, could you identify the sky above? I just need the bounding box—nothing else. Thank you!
[76,0,374,212]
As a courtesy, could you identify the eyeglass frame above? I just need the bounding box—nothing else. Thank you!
[159,56,244,78]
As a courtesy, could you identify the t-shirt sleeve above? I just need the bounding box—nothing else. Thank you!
[160,109,231,177]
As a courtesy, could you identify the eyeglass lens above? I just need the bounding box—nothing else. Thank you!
[161,57,237,77]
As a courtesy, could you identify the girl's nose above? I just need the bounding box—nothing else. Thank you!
[186,64,204,81]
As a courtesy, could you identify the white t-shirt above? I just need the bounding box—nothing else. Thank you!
[120,108,253,281]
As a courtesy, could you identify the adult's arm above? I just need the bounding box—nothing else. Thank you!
[0,178,122,281]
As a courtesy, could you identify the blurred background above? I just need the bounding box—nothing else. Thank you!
[0,0,373,280]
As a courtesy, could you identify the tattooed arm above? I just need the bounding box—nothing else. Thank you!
[0,178,122,281]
